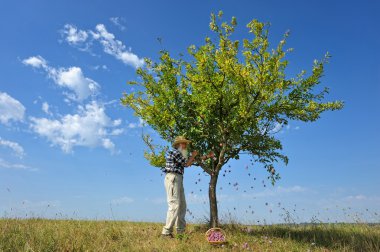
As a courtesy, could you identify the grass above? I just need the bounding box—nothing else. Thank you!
[0,218,379,251]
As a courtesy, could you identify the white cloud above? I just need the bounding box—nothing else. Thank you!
[277,185,306,193]
[23,56,99,101]
[61,23,144,68]
[0,92,25,125]
[138,118,146,127]
[343,194,368,201]
[110,128,124,136]
[33,96,43,105]
[53,66,99,101]
[127,118,146,129]
[102,138,115,151]
[0,158,37,171]
[41,102,52,115]
[111,196,134,205]
[92,65,108,71]
[242,185,307,198]
[14,199,60,210]
[61,24,89,45]
[146,197,166,205]
[186,193,208,204]
[186,193,234,204]
[93,24,144,68]
[127,122,137,128]
[216,194,236,202]
[270,122,283,134]
[110,17,126,31]
[316,192,380,215]
[113,119,122,126]
[268,122,300,134]
[0,137,25,158]
[22,55,47,68]
[29,101,122,153]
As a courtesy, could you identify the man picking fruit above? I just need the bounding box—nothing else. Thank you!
[161,136,214,238]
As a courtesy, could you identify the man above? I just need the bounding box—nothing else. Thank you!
[161,135,214,238]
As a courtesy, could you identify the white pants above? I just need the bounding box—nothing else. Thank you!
[162,172,187,235]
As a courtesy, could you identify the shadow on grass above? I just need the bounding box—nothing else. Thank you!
[191,221,380,251]
[246,224,380,251]
[180,209,380,252]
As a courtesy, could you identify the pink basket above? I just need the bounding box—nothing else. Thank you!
[205,227,227,245]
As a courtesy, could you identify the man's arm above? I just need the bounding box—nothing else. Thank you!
[185,150,198,167]
[200,151,214,161]
[185,150,214,167]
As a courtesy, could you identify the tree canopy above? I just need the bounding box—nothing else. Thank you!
[121,11,343,227]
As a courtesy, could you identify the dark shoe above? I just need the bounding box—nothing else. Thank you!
[161,233,174,238]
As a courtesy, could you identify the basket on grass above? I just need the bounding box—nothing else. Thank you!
[205,227,227,245]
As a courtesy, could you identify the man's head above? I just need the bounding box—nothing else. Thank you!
[177,142,188,158]
[173,136,191,158]
[177,142,188,150]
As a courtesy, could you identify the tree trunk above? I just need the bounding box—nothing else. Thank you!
[209,173,219,228]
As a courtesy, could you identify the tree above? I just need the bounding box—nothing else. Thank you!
[121,11,344,228]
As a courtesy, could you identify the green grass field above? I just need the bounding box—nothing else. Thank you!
[0,218,379,251]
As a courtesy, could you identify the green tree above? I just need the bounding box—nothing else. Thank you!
[121,11,343,228]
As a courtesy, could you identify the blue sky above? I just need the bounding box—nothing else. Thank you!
[0,0,379,224]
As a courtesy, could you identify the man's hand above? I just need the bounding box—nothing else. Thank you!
[191,150,198,157]
[201,151,215,160]
[185,150,198,167]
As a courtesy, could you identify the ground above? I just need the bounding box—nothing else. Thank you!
[0,218,379,251]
